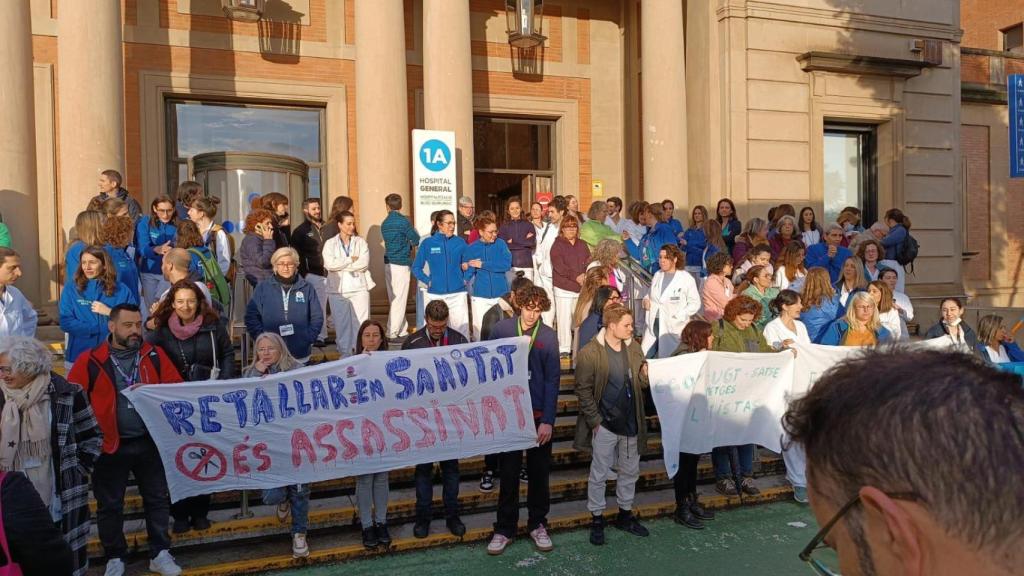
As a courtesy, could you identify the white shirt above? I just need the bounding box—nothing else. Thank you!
[801,229,821,246]
[623,219,647,247]
[323,234,374,293]
[605,215,626,235]
[893,291,914,321]
[984,345,1011,364]
[0,285,38,338]
[773,266,806,292]
[763,317,810,350]
[533,222,559,278]
[878,308,904,341]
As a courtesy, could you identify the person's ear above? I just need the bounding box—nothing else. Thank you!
[859,486,925,576]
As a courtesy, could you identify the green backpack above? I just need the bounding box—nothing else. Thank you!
[188,247,231,309]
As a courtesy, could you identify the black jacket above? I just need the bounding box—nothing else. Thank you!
[457,213,474,243]
[402,325,469,350]
[147,320,236,381]
[291,219,329,277]
[924,321,979,349]
[0,471,74,575]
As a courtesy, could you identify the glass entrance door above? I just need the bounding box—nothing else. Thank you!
[473,116,556,223]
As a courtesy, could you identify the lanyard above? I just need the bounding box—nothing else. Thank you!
[431,329,448,347]
[281,286,293,318]
[340,236,353,258]
[540,223,552,244]
[517,318,541,351]
[110,351,141,387]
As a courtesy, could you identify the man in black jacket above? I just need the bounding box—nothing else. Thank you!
[402,300,468,538]
[291,198,330,344]
[457,195,475,243]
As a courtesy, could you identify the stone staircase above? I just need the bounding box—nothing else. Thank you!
[74,351,794,576]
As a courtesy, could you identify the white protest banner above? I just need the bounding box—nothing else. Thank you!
[124,337,537,502]
[412,129,458,235]
[649,351,794,477]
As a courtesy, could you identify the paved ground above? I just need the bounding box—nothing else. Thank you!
[262,501,831,576]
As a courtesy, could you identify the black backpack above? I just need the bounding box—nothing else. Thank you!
[895,231,919,269]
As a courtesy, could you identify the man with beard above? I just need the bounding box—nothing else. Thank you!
[291,198,330,344]
[783,349,1024,576]
[67,304,185,576]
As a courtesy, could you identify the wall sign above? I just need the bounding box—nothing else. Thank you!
[412,129,459,235]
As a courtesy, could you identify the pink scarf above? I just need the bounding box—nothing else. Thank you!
[168,314,204,340]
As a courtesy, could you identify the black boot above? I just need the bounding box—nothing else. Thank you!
[614,510,649,537]
[589,514,606,546]
[362,526,379,549]
[375,523,392,546]
[689,493,715,521]
[673,500,705,530]
[413,518,430,539]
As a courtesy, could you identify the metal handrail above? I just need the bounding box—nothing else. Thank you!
[616,254,653,339]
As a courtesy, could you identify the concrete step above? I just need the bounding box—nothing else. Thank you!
[91,478,794,575]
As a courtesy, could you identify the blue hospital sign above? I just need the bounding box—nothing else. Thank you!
[1010,74,1024,178]
[419,139,452,172]
[412,129,459,235]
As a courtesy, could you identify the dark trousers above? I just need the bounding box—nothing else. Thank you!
[672,452,701,505]
[171,495,211,523]
[484,453,500,474]
[93,436,172,559]
[493,428,553,538]
[414,460,460,520]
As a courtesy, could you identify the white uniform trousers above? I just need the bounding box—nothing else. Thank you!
[385,264,412,338]
[553,286,578,354]
[329,291,369,356]
[537,273,556,327]
[304,273,329,340]
[470,296,502,341]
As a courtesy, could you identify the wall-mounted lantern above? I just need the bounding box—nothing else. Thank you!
[222,0,264,22]
[505,0,546,49]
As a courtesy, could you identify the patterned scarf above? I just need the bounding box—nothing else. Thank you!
[0,373,54,507]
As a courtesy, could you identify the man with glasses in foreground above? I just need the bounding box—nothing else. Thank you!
[783,348,1024,576]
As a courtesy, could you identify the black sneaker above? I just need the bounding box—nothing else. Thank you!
[362,526,379,549]
[689,493,715,521]
[413,519,430,539]
[519,467,529,484]
[614,510,649,537]
[673,503,705,530]
[589,514,606,546]
[446,515,466,537]
[740,476,761,496]
[375,523,392,546]
[479,471,495,492]
[715,477,739,496]
[172,518,191,534]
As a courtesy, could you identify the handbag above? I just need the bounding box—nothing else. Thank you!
[0,472,24,575]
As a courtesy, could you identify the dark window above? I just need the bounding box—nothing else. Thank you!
[1004,24,1024,54]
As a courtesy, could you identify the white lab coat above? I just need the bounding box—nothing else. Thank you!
[642,270,701,358]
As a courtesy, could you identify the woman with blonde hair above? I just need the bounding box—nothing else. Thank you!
[833,256,867,307]
[65,210,104,284]
[623,200,649,247]
[731,217,769,264]
[800,267,842,343]
[586,238,626,293]
[682,205,710,277]
[772,241,807,291]
[975,314,1024,364]
[820,290,892,346]
[241,332,311,558]
[573,266,612,329]
[867,280,905,341]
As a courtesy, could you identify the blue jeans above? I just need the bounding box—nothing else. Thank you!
[712,445,754,479]
[415,460,460,520]
[262,484,310,534]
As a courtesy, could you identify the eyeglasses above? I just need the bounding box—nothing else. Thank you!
[800,490,923,575]
[608,294,622,301]
[0,366,11,376]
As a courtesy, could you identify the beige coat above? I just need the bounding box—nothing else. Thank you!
[573,329,651,454]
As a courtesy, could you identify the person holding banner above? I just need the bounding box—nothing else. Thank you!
[820,291,893,346]
[975,314,1024,364]
[799,268,844,344]
[413,210,471,339]
[147,280,235,533]
[667,321,717,530]
[240,333,313,559]
[463,213,512,341]
[352,320,393,549]
[923,297,978,353]
[642,244,701,359]
[402,300,469,539]
[245,247,324,365]
[322,211,374,356]
[711,295,774,497]
[574,305,652,545]
[487,285,560,556]
[67,304,184,576]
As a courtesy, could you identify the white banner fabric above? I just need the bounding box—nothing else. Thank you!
[124,337,537,501]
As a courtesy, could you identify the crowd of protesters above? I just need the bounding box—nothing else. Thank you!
[0,169,1020,575]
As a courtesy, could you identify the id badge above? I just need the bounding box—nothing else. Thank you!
[280,324,295,336]
[350,271,360,278]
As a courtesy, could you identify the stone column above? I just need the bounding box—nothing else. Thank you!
[423,0,475,201]
[0,1,41,300]
[58,0,126,237]
[355,0,409,295]
[641,0,687,206]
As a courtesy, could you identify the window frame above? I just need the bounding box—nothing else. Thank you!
[1003,23,1024,54]
[823,123,878,228]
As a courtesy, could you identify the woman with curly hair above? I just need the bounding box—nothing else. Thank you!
[586,238,626,294]
[239,208,277,287]
[59,246,135,367]
[102,214,140,303]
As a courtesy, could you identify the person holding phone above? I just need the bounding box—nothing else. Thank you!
[239,209,278,288]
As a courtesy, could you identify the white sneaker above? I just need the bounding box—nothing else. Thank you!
[148,550,183,576]
[103,558,125,576]
[487,533,511,555]
[292,533,310,558]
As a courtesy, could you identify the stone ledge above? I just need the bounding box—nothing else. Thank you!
[797,51,930,78]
